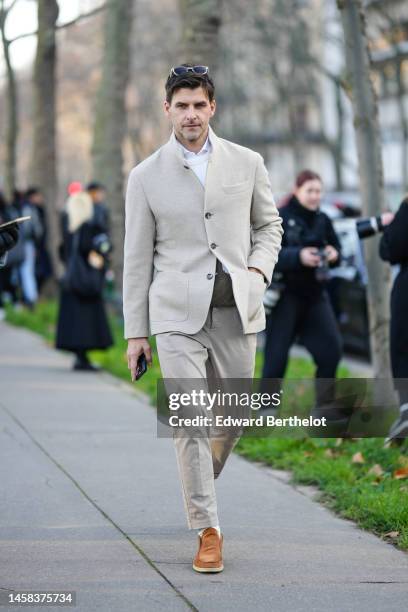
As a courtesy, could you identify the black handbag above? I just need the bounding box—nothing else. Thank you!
[64,229,105,298]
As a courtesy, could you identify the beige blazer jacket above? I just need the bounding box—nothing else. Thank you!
[123,125,283,338]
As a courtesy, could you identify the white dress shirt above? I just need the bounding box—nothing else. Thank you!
[178,133,230,274]
[179,135,212,187]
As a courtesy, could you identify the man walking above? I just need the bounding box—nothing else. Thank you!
[123,64,283,572]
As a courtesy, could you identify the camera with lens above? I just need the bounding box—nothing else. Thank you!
[263,271,286,314]
[92,232,112,256]
[315,247,331,282]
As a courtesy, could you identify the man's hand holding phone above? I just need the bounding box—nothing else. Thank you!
[127,337,152,382]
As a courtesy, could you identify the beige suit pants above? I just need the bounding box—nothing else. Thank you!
[155,304,257,529]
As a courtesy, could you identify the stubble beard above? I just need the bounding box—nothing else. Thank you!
[183,127,202,142]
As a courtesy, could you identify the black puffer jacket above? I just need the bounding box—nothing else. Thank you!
[273,194,342,298]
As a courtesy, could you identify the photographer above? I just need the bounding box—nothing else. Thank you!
[261,170,342,412]
[0,225,19,267]
[379,198,408,440]
[0,193,20,268]
[356,212,394,239]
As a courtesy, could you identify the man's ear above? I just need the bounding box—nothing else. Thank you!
[210,99,216,117]
[163,100,170,116]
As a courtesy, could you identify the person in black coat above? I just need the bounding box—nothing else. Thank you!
[25,188,54,293]
[379,198,408,439]
[0,225,19,265]
[0,191,20,263]
[0,193,23,308]
[261,170,343,415]
[86,182,111,234]
[0,191,20,273]
[56,191,113,371]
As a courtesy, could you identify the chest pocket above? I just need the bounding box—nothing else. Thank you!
[285,215,328,248]
[285,219,303,246]
[222,180,250,195]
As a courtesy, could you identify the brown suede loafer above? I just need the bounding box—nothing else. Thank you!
[192,527,224,573]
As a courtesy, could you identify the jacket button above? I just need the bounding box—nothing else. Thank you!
[207,273,213,280]
[205,212,212,219]
[210,243,217,249]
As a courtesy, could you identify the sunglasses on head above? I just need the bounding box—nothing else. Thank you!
[170,65,209,77]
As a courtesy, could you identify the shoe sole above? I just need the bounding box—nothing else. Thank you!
[192,563,224,573]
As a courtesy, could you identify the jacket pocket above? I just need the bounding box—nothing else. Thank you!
[247,270,265,321]
[149,271,189,322]
[222,180,250,194]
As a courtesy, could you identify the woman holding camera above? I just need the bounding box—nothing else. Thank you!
[261,170,342,410]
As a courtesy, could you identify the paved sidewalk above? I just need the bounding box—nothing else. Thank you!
[0,321,407,612]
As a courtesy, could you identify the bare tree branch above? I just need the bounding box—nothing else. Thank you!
[7,0,19,14]
[0,0,6,27]
[56,3,106,31]
[0,0,19,27]
[7,3,106,45]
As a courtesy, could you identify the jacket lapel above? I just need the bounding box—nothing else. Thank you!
[204,125,224,210]
[164,125,224,205]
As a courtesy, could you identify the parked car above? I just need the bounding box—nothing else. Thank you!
[321,191,361,218]
[328,217,370,359]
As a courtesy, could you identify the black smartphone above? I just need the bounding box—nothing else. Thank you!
[135,353,147,381]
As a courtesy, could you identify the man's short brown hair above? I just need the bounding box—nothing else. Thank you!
[165,63,215,104]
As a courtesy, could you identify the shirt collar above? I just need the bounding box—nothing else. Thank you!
[178,132,212,158]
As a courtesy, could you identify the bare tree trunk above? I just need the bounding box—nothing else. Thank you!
[337,0,392,380]
[0,0,18,201]
[333,78,345,190]
[395,59,408,191]
[368,2,408,191]
[30,0,60,289]
[91,0,132,298]
[179,0,222,70]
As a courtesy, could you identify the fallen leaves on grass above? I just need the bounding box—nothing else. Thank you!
[384,531,400,539]
[368,464,384,478]
[393,466,408,480]
[351,451,365,464]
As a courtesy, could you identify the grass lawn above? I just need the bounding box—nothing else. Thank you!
[5,298,408,551]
